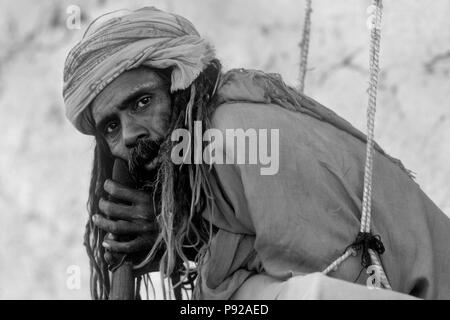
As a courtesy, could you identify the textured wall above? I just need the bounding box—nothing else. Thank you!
[0,0,448,299]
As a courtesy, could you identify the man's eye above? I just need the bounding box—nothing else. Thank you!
[104,121,119,135]
[134,95,152,111]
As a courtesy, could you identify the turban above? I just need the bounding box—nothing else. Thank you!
[63,6,216,135]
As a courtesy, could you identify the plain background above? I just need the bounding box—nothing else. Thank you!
[0,0,449,299]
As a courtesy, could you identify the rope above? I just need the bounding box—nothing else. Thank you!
[369,249,391,289]
[322,248,356,275]
[298,0,312,94]
[322,0,391,290]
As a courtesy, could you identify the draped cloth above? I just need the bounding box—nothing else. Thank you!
[63,6,215,134]
[197,69,450,299]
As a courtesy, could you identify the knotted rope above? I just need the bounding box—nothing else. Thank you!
[298,0,312,94]
[321,0,391,290]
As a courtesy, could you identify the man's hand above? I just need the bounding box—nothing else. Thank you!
[92,179,159,271]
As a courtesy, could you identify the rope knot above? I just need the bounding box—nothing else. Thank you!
[346,232,385,268]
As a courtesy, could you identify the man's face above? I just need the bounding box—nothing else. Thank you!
[91,67,172,163]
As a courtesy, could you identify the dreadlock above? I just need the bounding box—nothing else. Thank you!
[84,59,222,300]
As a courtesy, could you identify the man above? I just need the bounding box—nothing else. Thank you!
[63,7,450,300]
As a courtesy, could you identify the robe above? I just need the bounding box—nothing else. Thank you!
[196,69,450,300]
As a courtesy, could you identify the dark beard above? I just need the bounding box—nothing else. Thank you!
[128,137,163,189]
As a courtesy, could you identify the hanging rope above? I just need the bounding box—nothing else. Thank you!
[322,0,391,290]
[298,0,312,94]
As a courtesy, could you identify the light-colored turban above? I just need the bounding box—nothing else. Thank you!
[63,6,216,135]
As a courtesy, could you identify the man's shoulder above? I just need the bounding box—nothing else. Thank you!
[208,67,300,130]
[213,68,285,106]
[209,101,284,131]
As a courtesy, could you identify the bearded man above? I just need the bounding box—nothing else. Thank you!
[62,7,450,300]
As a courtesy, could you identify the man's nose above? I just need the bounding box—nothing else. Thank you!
[122,119,148,149]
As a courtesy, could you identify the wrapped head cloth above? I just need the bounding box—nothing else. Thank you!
[63,6,216,135]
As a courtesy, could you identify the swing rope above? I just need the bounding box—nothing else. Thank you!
[298,0,312,94]
[316,0,392,289]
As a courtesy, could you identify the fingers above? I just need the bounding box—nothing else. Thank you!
[104,250,123,266]
[104,179,149,205]
[103,235,154,253]
[92,214,155,235]
[105,232,118,241]
[99,198,149,221]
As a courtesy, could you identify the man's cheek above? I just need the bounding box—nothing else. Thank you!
[148,110,172,137]
[153,94,172,134]
[161,111,172,134]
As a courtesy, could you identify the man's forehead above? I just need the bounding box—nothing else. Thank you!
[91,67,166,124]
